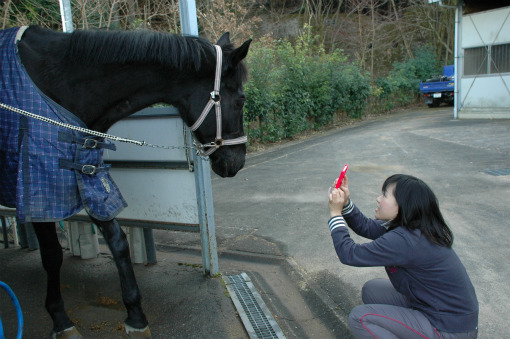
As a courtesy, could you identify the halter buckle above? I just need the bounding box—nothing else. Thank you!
[210,91,221,103]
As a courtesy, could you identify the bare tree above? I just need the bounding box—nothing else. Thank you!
[322,0,453,77]
[302,0,344,46]
[1,0,11,29]
[405,0,455,64]
[1,0,61,29]
[390,0,413,59]
[142,0,180,32]
[1,0,454,69]
[197,0,261,43]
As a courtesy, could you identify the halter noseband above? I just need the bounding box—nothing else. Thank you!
[189,45,248,157]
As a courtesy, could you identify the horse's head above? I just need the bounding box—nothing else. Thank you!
[180,33,251,178]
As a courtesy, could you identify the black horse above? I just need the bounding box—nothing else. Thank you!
[1,25,251,338]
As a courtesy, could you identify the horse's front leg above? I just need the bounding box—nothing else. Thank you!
[92,217,151,338]
[33,222,82,338]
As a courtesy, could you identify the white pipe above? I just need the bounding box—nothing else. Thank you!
[439,0,457,9]
[454,2,461,119]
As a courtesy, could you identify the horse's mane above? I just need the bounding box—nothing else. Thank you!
[66,29,217,71]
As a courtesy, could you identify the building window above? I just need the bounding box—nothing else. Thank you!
[464,47,488,75]
[491,43,510,73]
[464,44,510,76]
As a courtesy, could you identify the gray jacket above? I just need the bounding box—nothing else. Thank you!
[328,201,479,333]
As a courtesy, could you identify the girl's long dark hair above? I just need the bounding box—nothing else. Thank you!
[384,174,453,247]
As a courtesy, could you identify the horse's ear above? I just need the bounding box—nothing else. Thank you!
[217,32,230,46]
[230,39,252,66]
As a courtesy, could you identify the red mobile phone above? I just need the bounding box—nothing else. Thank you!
[334,164,349,189]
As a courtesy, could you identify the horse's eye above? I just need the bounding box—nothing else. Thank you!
[236,92,246,110]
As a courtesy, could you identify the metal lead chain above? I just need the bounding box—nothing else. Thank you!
[0,102,199,153]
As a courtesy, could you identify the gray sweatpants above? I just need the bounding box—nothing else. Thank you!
[348,279,478,339]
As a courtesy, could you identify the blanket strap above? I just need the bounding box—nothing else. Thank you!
[59,159,110,175]
[58,131,117,150]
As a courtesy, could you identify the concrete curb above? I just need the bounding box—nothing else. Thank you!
[156,243,352,338]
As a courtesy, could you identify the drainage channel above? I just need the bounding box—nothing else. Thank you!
[224,273,286,339]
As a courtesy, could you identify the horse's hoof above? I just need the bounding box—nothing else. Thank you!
[125,323,152,338]
[51,326,83,339]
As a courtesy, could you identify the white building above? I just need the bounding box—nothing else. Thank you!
[456,1,510,118]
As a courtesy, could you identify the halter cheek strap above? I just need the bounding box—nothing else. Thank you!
[190,45,247,157]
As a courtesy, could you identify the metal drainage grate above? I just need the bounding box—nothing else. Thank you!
[484,168,510,176]
[224,273,285,339]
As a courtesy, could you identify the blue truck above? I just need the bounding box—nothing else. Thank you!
[419,65,454,108]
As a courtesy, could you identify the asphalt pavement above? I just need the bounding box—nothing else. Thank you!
[205,106,510,339]
[1,106,509,339]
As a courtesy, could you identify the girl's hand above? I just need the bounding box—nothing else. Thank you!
[329,176,351,218]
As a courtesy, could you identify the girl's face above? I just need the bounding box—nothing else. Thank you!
[375,183,399,221]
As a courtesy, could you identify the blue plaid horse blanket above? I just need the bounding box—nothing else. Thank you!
[0,27,127,223]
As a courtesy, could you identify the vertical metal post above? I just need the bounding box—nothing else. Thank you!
[143,228,157,265]
[179,0,199,36]
[1,216,8,248]
[179,1,219,276]
[59,0,74,33]
[12,219,18,247]
[454,2,462,119]
[17,221,39,250]
[179,2,219,276]
[194,154,219,275]
[128,227,147,264]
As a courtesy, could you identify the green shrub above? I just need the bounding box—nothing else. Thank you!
[244,33,441,145]
[244,26,371,143]
[372,45,442,112]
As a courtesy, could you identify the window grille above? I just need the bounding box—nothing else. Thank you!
[464,44,510,76]
[491,43,510,73]
[464,47,488,75]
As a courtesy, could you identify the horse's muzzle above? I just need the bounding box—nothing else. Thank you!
[209,145,245,177]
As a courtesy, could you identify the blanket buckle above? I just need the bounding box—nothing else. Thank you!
[83,138,99,149]
[81,165,97,175]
